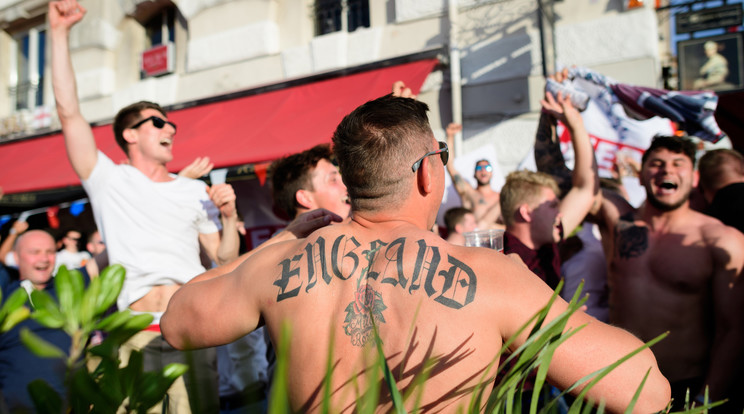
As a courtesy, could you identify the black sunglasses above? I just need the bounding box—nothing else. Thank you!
[128,116,176,132]
[412,141,449,172]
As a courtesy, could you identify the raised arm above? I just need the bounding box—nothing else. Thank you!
[444,123,476,209]
[0,220,28,265]
[541,91,600,236]
[50,0,98,180]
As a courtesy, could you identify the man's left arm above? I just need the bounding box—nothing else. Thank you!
[199,183,240,266]
[706,225,744,402]
[543,91,600,236]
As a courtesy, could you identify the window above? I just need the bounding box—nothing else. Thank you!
[10,25,46,110]
[314,0,370,36]
[144,7,175,48]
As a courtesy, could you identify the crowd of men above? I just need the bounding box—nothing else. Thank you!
[1,0,743,412]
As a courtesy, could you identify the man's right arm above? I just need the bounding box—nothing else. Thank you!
[50,1,97,180]
[491,253,670,412]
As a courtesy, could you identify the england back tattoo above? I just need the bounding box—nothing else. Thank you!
[273,235,478,346]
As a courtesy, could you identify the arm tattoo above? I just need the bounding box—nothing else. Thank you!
[273,235,479,347]
[615,220,649,260]
[534,112,572,196]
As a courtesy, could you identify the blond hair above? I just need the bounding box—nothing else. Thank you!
[500,170,560,226]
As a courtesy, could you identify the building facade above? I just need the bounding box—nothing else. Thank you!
[0,0,661,220]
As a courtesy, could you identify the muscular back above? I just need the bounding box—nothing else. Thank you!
[607,209,738,383]
[165,217,671,412]
[252,223,507,412]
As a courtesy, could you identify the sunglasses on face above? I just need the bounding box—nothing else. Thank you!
[475,164,492,172]
[128,116,177,132]
[412,141,449,172]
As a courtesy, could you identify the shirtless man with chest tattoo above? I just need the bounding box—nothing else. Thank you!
[597,136,744,410]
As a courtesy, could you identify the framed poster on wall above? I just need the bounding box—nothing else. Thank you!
[678,33,743,92]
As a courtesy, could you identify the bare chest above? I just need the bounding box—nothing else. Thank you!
[611,221,713,291]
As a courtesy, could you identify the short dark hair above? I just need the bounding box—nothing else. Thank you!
[698,149,744,193]
[113,101,167,156]
[641,135,697,168]
[269,144,334,219]
[444,207,473,233]
[332,94,433,212]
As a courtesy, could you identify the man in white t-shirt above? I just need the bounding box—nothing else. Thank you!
[50,1,239,412]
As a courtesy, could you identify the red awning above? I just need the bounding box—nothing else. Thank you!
[0,59,437,195]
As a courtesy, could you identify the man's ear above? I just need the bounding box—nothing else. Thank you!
[517,203,533,223]
[417,156,433,195]
[122,128,137,145]
[295,189,314,210]
[692,169,700,188]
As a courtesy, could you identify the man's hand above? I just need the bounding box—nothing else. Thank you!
[207,183,237,219]
[540,91,583,130]
[179,156,214,179]
[11,220,30,235]
[392,81,417,99]
[285,209,343,239]
[445,122,462,149]
[49,0,86,32]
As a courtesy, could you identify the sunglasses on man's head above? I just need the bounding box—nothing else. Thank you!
[128,116,177,132]
[475,164,492,172]
[412,141,449,172]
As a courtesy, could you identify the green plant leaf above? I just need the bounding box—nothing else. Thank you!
[1,306,30,332]
[370,316,405,414]
[79,276,102,328]
[30,308,66,329]
[268,321,292,414]
[0,287,28,318]
[19,327,67,359]
[29,289,65,329]
[95,309,135,331]
[28,378,64,414]
[54,266,84,330]
[97,264,125,314]
[70,366,121,413]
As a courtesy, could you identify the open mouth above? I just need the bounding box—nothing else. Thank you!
[160,138,173,147]
[657,180,678,194]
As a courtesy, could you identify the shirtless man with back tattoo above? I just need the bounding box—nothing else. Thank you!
[597,136,744,411]
[162,95,670,412]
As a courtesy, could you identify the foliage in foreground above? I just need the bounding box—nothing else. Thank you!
[266,280,724,414]
[0,273,726,413]
[1,265,186,413]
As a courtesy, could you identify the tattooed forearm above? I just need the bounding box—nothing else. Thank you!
[534,112,572,196]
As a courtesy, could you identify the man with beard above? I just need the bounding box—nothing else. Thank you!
[444,124,502,227]
[597,136,744,411]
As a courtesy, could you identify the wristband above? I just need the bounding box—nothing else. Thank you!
[9,228,17,235]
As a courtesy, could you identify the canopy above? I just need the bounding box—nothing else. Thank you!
[0,58,438,196]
